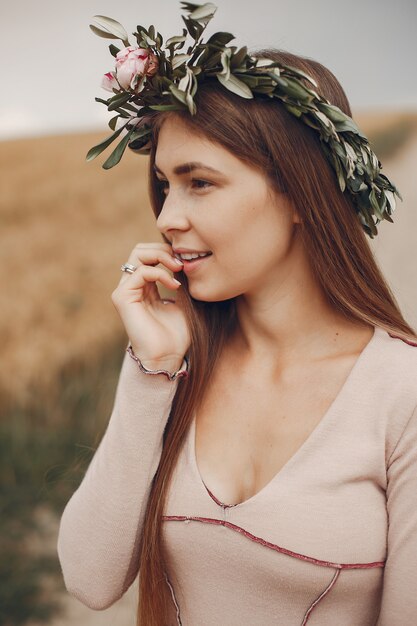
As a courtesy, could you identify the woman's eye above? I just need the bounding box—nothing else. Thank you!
[157,178,213,194]
[191,178,212,190]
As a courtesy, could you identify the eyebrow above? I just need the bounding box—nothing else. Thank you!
[153,161,223,176]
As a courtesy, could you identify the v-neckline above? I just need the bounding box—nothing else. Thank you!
[189,325,382,510]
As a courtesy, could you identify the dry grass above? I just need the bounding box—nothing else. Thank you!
[0,132,164,408]
[1,112,416,408]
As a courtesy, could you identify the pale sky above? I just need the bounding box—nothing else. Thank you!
[1,0,416,140]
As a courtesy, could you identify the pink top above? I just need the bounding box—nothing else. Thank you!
[57,325,417,625]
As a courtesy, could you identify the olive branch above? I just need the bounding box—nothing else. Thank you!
[87,1,401,238]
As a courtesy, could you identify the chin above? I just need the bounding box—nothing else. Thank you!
[188,283,239,303]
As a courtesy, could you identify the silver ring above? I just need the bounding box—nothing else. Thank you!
[121,263,137,274]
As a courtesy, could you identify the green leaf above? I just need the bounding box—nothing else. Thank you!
[283,103,303,118]
[180,2,202,11]
[102,128,135,169]
[166,33,188,48]
[278,77,312,101]
[169,84,187,105]
[108,115,120,130]
[231,46,248,69]
[181,15,198,39]
[283,64,318,88]
[234,73,260,88]
[89,24,121,41]
[90,15,129,45]
[206,31,235,46]
[333,119,362,134]
[189,2,217,20]
[109,43,120,57]
[85,123,128,162]
[172,53,191,69]
[185,93,196,115]
[217,73,253,98]
[149,103,183,111]
[108,92,132,111]
[140,29,156,46]
[219,48,232,80]
[128,132,152,153]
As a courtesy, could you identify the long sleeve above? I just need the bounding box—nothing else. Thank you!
[57,348,186,610]
[377,403,417,625]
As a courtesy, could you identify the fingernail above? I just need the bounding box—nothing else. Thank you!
[173,278,181,285]
[173,257,183,265]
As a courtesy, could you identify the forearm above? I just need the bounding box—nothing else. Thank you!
[57,350,181,609]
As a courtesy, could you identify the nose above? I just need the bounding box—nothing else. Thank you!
[156,192,190,236]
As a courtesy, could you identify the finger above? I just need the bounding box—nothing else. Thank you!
[119,249,182,288]
[132,242,174,258]
[117,264,181,300]
[132,248,184,271]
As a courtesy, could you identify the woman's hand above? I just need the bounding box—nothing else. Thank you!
[111,242,190,372]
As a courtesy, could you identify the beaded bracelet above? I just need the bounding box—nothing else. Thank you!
[126,345,189,381]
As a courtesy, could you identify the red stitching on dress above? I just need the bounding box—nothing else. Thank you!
[204,485,239,508]
[387,332,417,347]
[162,515,385,569]
[301,569,340,625]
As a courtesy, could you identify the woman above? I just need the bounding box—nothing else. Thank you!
[57,39,417,626]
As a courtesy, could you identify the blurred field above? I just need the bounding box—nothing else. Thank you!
[1,110,417,625]
[0,132,163,409]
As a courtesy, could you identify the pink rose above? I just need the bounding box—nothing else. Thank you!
[115,46,159,91]
[101,72,120,92]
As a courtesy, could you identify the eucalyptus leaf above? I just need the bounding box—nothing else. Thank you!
[283,103,303,118]
[109,44,120,57]
[91,15,129,45]
[180,2,201,11]
[102,128,135,169]
[279,77,312,101]
[189,2,217,20]
[231,46,248,69]
[128,124,153,141]
[166,34,188,48]
[169,84,188,105]
[185,92,196,115]
[108,115,120,130]
[236,73,262,88]
[206,31,235,46]
[89,24,121,41]
[86,123,128,162]
[173,53,191,69]
[217,73,253,98]
[220,48,231,80]
[108,92,132,111]
[149,103,184,111]
[255,58,275,68]
[333,119,361,134]
[283,64,318,88]
[182,15,198,38]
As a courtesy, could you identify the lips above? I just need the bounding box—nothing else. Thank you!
[174,251,212,261]
[181,252,212,274]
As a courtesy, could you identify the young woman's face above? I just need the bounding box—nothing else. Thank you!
[155,116,301,302]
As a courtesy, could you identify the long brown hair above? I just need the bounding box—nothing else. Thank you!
[136,48,416,625]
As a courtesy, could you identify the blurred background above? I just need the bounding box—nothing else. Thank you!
[1,0,416,624]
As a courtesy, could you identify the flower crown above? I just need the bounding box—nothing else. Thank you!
[87,1,401,238]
